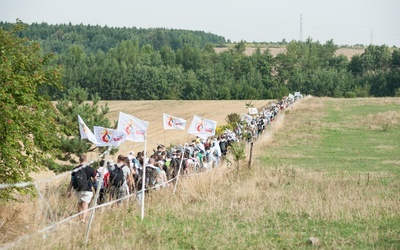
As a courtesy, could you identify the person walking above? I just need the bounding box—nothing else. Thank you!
[108,154,133,203]
[66,154,97,223]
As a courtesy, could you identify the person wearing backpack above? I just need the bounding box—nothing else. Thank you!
[96,160,109,205]
[219,135,228,159]
[108,154,133,203]
[66,154,97,223]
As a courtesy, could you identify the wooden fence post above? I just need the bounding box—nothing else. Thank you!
[248,141,253,168]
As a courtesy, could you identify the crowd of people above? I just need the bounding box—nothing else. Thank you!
[67,93,303,223]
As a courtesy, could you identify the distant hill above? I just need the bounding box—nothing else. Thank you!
[0,21,227,53]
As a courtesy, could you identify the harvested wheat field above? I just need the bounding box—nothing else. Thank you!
[31,100,274,183]
[102,100,272,158]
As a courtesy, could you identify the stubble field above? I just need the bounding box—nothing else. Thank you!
[102,99,271,158]
[2,97,400,249]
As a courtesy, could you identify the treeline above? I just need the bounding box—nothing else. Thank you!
[0,21,226,53]
[1,22,399,100]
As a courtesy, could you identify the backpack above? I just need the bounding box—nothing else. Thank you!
[145,166,157,188]
[220,141,227,153]
[72,166,88,191]
[110,164,125,187]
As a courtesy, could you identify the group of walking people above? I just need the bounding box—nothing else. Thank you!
[67,93,302,223]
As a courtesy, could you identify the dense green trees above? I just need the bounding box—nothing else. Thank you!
[349,45,400,96]
[0,22,63,199]
[1,21,399,101]
[0,23,115,199]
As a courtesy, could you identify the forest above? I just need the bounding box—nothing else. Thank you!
[1,21,400,100]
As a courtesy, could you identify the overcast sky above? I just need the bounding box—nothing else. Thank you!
[1,0,399,46]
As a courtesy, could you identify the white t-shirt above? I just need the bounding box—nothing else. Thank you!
[96,166,109,189]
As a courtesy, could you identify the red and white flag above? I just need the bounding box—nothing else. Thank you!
[78,115,97,144]
[187,115,217,138]
[163,113,187,130]
[93,126,127,147]
[117,112,149,142]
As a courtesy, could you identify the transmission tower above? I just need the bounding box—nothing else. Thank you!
[370,29,373,45]
[299,13,303,42]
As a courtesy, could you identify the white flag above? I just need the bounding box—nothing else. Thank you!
[77,115,97,144]
[241,114,253,123]
[93,126,127,147]
[187,115,217,138]
[264,111,272,118]
[117,112,149,142]
[163,113,187,130]
[248,107,258,115]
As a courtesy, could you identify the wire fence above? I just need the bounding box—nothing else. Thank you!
[0,99,298,249]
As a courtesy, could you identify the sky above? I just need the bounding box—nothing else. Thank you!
[1,0,399,47]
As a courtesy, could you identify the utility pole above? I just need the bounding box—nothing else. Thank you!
[299,13,303,42]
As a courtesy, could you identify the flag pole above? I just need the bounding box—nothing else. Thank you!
[173,137,187,194]
[140,133,147,220]
[85,146,111,246]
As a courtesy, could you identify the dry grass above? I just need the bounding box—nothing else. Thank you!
[2,97,399,249]
[366,111,400,131]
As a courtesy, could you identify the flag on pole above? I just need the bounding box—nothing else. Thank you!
[248,107,258,115]
[163,113,187,130]
[117,112,149,142]
[187,115,217,138]
[241,114,253,123]
[78,115,97,144]
[93,126,127,146]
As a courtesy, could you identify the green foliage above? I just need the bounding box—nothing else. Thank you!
[0,21,63,199]
[55,87,112,165]
[2,22,399,100]
[245,102,254,108]
[225,113,241,129]
[230,141,246,162]
[344,91,356,98]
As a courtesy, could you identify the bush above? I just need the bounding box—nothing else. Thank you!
[344,91,356,98]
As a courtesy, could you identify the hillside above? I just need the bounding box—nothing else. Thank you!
[3,97,400,249]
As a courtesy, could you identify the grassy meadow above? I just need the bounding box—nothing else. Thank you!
[2,97,400,249]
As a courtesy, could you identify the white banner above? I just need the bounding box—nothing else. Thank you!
[187,115,217,138]
[77,115,97,144]
[93,126,127,146]
[241,114,253,123]
[264,111,272,118]
[248,107,258,115]
[117,112,149,142]
[163,113,187,130]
